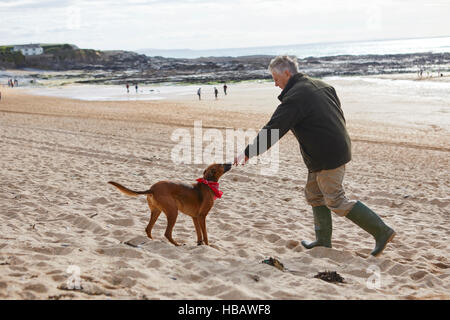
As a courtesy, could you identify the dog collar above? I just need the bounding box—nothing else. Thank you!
[196,178,223,200]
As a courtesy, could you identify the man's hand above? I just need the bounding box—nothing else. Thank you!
[233,152,249,166]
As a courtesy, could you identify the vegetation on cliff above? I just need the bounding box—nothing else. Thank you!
[0,43,133,71]
[0,46,25,68]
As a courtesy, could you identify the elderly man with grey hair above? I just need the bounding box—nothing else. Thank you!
[234,55,396,257]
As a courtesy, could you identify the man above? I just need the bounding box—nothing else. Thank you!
[234,55,396,257]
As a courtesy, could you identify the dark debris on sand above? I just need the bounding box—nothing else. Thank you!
[262,257,285,271]
[314,271,345,284]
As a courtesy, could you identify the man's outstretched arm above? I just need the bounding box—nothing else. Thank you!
[234,99,302,165]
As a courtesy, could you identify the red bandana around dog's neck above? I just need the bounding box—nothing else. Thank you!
[196,178,223,200]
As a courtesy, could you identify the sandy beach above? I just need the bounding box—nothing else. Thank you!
[0,75,449,300]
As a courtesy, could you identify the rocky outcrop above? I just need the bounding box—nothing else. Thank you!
[2,44,449,84]
[79,52,450,84]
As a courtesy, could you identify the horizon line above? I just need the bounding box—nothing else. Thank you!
[134,35,450,53]
[1,34,448,54]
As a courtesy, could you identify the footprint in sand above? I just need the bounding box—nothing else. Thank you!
[70,216,106,234]
[96,247,143,259]
[89,197,109,205]
[285,240,300,249]
[410,270,428,281]
[200,284,230,296]
[228,174,252,183]
[105,275,137,288]
[0,282,7,291]
[146,259,162,268]
[387,263,410,276]
[237,249,249,258]
[428,198,449,208]
[265,233,281,243]
[51,274,67,282]
[223,235,237,242]
[105,218,134,227]
[24,283,48,293]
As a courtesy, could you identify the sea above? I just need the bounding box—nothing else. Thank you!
[137,36,450,59]
[2,36,449,106]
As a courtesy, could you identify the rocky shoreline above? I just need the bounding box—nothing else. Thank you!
[2,49,450,85]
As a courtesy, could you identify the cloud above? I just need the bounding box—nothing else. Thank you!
[0,0,72,9]
[0,0,449,50]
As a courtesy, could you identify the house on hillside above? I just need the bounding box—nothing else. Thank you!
[12,44,43,56]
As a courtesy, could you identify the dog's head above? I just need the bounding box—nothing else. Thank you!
[203,163,232,182]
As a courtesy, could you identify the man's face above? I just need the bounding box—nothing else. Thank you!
[271,70,292,90]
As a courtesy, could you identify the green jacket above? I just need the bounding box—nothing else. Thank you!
[244,73,351,172]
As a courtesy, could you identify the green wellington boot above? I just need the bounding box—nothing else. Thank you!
[301,205,332,249]
[346,201,396,256]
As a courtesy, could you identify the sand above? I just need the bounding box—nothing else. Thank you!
[0,76,449,300]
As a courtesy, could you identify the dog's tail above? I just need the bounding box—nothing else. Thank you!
[108,181,153,196]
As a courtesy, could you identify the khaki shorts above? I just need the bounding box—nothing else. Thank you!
[304,165,356,216]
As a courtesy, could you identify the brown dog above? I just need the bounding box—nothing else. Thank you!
[108,163,232,246]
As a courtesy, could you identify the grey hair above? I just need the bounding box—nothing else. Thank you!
[268,55,299,75]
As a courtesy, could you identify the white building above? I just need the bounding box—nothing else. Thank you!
[13,44,43,56]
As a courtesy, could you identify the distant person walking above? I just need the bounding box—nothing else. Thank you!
[223,83,228,95]
[214,87,218,99]
[126,83,130,93]
[135,83,138,93]
[197,87,201,100]
[14,79,18,87]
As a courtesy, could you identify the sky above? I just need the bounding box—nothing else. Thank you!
[0,0,449,51]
